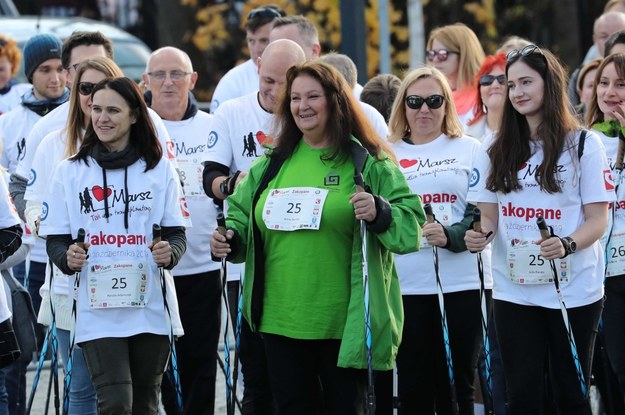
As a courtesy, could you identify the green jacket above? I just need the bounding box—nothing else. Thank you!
[226,141,425,370]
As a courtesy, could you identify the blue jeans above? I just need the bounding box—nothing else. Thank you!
[0,367,8,415]
[57,329,97,415]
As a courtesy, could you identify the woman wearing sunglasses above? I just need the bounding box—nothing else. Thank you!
[586,52,625,404]
[387,66,490,415]
[22,56,124,415]
[466,53,507,142]
[465,45,612,414]
[426,23,485,126]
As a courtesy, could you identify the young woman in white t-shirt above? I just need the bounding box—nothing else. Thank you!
[585,52,625,405]
[40,77,187,414]
[465,45,613,414]
[387,66,491,414]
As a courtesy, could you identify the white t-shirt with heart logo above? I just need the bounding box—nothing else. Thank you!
[391,134,492,295]
[39,155,186,342]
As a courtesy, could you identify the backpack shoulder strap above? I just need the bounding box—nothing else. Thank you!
[578,129,587,161]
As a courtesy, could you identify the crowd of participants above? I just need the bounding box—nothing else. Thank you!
[1,1,625,414]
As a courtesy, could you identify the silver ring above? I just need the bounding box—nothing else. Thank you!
[72,252,76,258]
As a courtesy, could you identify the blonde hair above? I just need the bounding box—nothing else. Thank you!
[496,36,533,55]
[65,56,124,158]
[426,23,485,90]
[388,66,463,143]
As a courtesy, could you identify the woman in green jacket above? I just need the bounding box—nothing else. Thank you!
[211,61,424,415]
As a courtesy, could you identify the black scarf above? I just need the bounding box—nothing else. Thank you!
[90,142,141,230]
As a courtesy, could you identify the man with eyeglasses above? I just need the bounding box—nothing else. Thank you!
[143,46,221,415]
[210,5,285,113]
[202,38,306,415]
[0,32,69,415]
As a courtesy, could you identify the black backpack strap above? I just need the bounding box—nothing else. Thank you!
[578,129,587,160]
[350,140,370,187]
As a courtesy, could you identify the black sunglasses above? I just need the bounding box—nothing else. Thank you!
[247,7,283,20]
[77,82,96,96]
[506,44,543,62]
[405,95,445,110]
[426,49,458,62]
[479,74,506,87]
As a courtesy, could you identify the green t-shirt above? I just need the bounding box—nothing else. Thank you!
[254,140,355,339]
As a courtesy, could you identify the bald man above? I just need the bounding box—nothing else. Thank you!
[143,46,221,415]
[201,39,306,414]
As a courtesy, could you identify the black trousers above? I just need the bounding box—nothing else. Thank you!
[397,290,484,415]
[494,298,603,415]
[263,334,367,415]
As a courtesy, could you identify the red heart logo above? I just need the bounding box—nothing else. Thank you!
[400,159,418,168]
[92,185,112,202]
[519,162,527,170]
[256,131,273,148]
[166,140,175,159]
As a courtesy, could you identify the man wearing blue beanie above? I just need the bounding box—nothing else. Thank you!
[0,32,68,415]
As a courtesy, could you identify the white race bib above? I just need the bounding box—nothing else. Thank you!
[87,259,149,308]
[507,239,570,285]
[177,157,204,197]
[606,231,625,277]
[262,187,329,231]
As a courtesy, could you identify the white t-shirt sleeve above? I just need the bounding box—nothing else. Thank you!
[467,138,497,204]
[201,106,234,168]
[25,131,60,203]
[579,130,615,205]
[38,162,71,236]
[0,177,19,228]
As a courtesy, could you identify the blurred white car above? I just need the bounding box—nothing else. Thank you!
[0,15,151,82]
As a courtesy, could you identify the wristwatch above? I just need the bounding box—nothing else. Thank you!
[560,236,577,258]
[219,176,231,196]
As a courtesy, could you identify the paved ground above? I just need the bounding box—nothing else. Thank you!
[26,349,237,414]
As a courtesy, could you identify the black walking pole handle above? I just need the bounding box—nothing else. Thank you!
[216,212,227,236]
[354,173,365,193]
[152,224,162,245]
[211,213,227,262]
[424,203,435,224]
[75,228,86,251]
[473,207,482,233]
[536,217,551,242]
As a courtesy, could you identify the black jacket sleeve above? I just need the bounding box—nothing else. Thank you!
[46,234,74,275]
[161,226,186,270]
[442,203,477,253]
[202,162,230,199]
[0,225,23,265]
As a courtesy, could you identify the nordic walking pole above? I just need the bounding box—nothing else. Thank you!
[153,224,184,413]
[424,204,459,415]
[354,172,376,415]
[214,213,234,415]
[472,208,494,415]
[61,228,86,415]
[536,217,588,400]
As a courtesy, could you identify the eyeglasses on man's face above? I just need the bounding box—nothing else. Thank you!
[146,70,192,81]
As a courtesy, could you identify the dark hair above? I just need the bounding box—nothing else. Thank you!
[360,74,401,123]
[605,30,625,56]
[245,4,285,33]
[72,77,162,171]
[586,53,625,127]
[271,61,393,163]
[61,31,114,69]
[487,47,579,194]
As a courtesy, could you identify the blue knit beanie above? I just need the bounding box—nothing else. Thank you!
[23,34,63,82]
